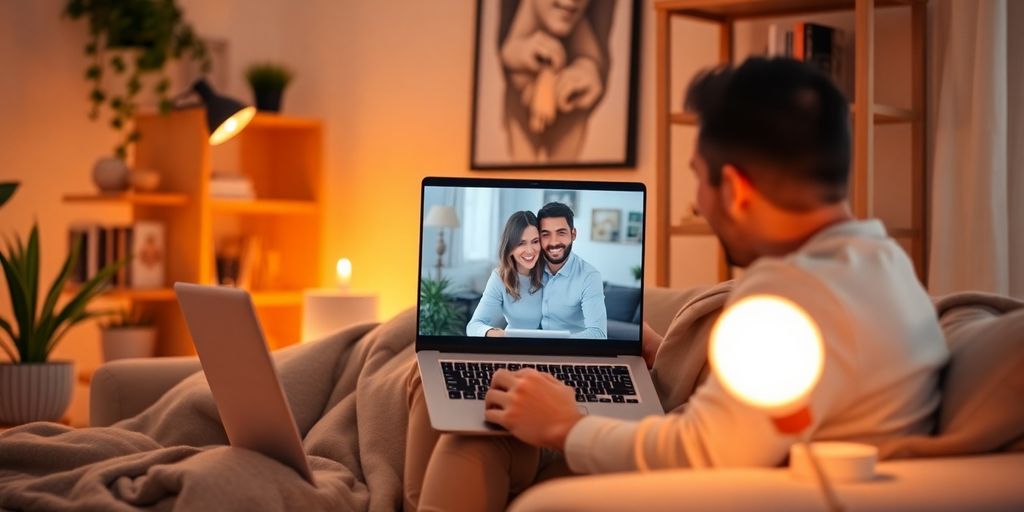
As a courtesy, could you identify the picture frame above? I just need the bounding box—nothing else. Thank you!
[624,210,643,243]
[469,0,640,169]
[591,208,621,242]
[542,189,579,213]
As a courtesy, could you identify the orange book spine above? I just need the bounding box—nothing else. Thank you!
[794,22,805,61]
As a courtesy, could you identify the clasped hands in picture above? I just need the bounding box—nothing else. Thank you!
[484,368,584,451]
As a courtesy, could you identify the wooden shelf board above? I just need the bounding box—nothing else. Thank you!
[210,198,318,215]
[890,227,919,238]
[656,0,917,20]
[670,218,714,235]
[65,286,177,302]
[672,104,917,126]
[247,114,321,130]
[63,192,188,206]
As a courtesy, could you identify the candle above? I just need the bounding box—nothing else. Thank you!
[336,258,352,290]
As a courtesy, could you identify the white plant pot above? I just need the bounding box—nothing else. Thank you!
[0,362,74,425]
[92,157,130,193]
[101,327,157,362]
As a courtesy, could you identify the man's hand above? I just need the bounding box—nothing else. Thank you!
[555,58,603,113]
[484,369,583,450]
[485,328,506,337]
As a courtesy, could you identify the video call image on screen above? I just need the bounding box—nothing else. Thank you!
[419,185,644,341]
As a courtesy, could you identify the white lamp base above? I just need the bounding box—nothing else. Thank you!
[302,290,378,343]
[790,441,878,483]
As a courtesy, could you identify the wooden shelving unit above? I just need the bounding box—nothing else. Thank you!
[655,0,927,286]
[64,110,323,355]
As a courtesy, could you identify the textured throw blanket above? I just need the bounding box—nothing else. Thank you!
[0,310,418,512]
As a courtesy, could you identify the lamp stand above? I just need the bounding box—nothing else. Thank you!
[435,229,446,281]
[800,441,845,512]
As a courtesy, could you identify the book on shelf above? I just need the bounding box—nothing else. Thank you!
[210,172,255,199]
[67,222,165,290]
[214,234,263,290]
[766,22,853,100]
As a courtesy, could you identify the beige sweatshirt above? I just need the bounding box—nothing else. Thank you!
[565,219,949,473]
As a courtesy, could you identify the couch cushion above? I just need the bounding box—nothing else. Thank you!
[604,283,642,323]
[880,301,1024,459]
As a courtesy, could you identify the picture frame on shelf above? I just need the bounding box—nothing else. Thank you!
[469,0,640,169]
[591,208,621,242]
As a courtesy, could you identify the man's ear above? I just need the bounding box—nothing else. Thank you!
[720,164,754,220]
[570,228,577,242]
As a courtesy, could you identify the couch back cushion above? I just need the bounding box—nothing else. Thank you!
[880,305,1024,459]
[604,283,642,323]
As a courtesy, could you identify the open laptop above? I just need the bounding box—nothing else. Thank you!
[174,282,315,485]
[416,177,663,434]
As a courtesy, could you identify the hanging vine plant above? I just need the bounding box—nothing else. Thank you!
[64,0,211,159]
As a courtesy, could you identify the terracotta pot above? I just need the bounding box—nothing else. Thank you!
[0,362,74,425]
[101,327,157,362]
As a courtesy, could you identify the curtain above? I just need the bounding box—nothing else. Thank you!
[928,0,1023,297]
[460,187,500,262]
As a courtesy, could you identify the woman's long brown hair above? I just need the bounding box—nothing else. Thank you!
[497,211,544,301]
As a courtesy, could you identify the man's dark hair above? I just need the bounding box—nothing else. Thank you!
[537,202,575,230]
[684,57,851,210]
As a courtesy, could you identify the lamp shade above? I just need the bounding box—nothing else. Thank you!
[424,205,460,228]
[191,79,256,145]
[709,295,824,427]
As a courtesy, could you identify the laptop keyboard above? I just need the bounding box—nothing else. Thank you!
[440,360,640,404]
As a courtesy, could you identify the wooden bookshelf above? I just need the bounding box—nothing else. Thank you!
[63,110,323,356]
[655,0,928,286]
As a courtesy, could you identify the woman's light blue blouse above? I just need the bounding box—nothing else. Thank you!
[466,270,542,336]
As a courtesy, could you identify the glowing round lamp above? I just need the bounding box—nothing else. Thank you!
[191,79,256,146]
[710,294,824,433]
[710,294,848,512]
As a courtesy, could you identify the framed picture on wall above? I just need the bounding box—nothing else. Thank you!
[624,210,642,243]
[591,208,621,242]
[469,0,641,169]
[542,189,579,213]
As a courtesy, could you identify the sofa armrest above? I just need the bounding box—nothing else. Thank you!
[89,356,202,427]
[510,453,1024,512]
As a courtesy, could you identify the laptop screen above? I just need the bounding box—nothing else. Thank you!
[416,177,646,357]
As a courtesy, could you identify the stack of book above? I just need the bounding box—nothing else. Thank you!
[67,221,166,289]
[210,172,255,199]
[767,22,854,100]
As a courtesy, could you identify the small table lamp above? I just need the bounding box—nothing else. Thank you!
[710,295,857,512]
[302,258,377,342]
[423,205,460,280]
[189,78,256,145]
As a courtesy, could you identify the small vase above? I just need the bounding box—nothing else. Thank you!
[101,327,157,362]
[253,87,284,112]
[0,362,74,425]
[92,157,130,193]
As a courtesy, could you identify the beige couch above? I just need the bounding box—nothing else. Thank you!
[90,287,1024,511]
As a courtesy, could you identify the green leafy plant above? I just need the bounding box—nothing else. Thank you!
[245,63,293,91]
[0,183,17,210]
[0,225,125,363]
[101,304,153,330]
[418,277,465,336]
[64,0,211,159]
[631,265,643,282]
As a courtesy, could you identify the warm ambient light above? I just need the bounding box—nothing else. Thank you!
[336,258,352,289]
[209,106,256,145]
[709,295,824,419]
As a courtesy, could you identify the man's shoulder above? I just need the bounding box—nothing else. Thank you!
[571,253,602,277]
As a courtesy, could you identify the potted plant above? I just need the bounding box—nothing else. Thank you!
[64,0,210,191]
[0,185,123,424]
[100,305,156,362]
[418,277,465,336]
[245,63,293,113]
[631,264,643,283]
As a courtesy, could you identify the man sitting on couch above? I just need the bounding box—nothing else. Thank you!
[404,57,949,511]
